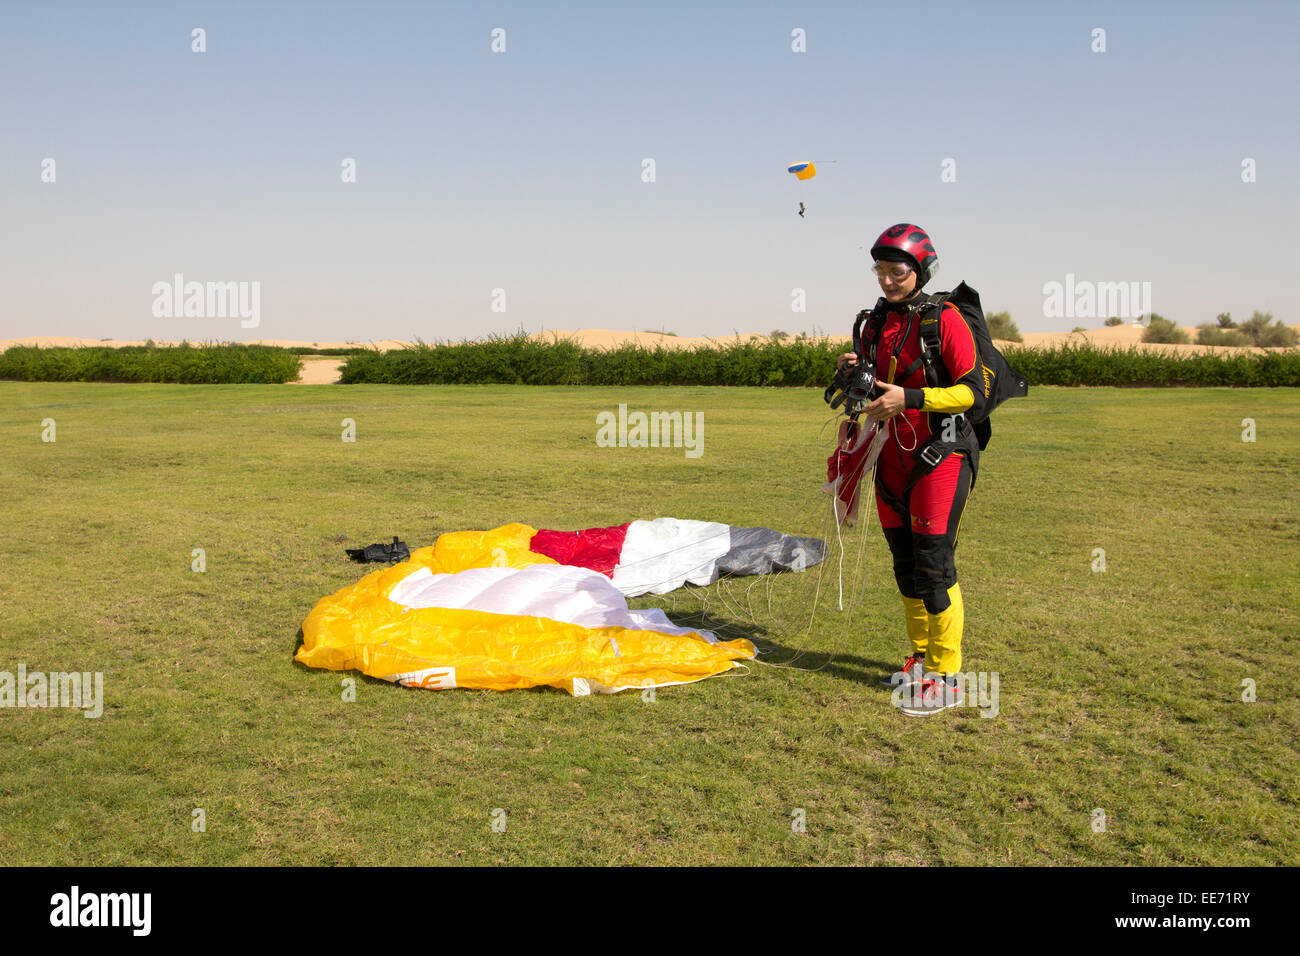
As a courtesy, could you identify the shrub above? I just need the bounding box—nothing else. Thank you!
[1002,341,1300,387]
[1196,326,1252,347]
[1142,314,1190,344]
[0,344,302,383]
[1104,317,1123,327]
[337,334,1300,388]
[986,311,1022,343]
[1238,311,1298,348]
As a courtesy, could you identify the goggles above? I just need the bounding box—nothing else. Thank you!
[872,260,914,281]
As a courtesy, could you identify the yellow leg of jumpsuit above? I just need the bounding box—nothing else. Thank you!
[924,583,963,675]
[902,595,929,659]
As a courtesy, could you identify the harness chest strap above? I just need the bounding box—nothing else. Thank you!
[866,297,973,411]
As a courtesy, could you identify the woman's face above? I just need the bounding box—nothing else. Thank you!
[877,263,918,303]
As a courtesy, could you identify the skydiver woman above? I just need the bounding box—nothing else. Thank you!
[836,224,986,716]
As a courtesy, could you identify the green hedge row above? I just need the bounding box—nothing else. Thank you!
[0,344,303,384]
[6,337,1297,387]
[339,334,838,386]
[1002,342,1300,387]
[339,334,1300,388]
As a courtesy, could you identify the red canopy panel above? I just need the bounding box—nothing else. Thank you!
[529,523,631,577]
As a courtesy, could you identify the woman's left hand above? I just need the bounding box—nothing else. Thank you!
[865,380,906,421]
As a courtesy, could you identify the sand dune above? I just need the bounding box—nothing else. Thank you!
[295,358,348,384]
[534,325,1298,356]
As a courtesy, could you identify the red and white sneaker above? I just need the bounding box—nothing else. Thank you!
[899,676,962,716]
[879,655,926,688]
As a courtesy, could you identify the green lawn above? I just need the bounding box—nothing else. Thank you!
[1,382,1296,865]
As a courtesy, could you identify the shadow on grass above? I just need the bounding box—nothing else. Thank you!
[660,607,897,689]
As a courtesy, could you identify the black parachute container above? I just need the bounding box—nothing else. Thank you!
[916,281,1028,451]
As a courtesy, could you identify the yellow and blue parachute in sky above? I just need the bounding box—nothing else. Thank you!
[296,519,825,696]
[787,161,820,216]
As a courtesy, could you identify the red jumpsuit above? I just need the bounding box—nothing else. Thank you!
[870,299,983,675]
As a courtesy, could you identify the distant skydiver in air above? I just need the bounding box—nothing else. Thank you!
[788,162,816,218]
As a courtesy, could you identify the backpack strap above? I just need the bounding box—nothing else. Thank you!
[917,293,950,388]
[903,422,979,495]
[875,431,980,521]
[851,309,870,359]
[886,293,949,385]
[900,293,982,493]
[852,298,889,365]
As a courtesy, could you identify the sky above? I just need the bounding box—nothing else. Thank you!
[2,0,1297,343]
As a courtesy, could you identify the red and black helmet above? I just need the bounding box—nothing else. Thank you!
[870,223,939,288]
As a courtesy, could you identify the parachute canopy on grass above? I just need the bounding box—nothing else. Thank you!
[296,519,826,696]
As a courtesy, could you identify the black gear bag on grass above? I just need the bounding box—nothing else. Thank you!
[346,536,411,564]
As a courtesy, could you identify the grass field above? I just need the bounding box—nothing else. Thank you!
[1,382,1297,865]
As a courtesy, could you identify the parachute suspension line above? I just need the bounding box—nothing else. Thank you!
[832,472,846,611]
[658,572,769,644]
[663,534,826,672]
[724,662,753,680]
[841,418,880,611]
[754,412,842,667]
[753,409,879,675]
[818,409,851,609]
[892,413,918,454]
[787,516,838,670]
[598,497,835,648]
[623,410,877,678]
[825,409,877,611]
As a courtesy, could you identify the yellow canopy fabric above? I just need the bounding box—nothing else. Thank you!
[296,524,755,695]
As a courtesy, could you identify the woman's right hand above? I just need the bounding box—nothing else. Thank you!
[837,352,859,372]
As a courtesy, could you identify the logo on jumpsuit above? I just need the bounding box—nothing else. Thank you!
[911,516,933,531]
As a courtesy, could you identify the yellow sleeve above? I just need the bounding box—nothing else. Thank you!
[921,384,974,413]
